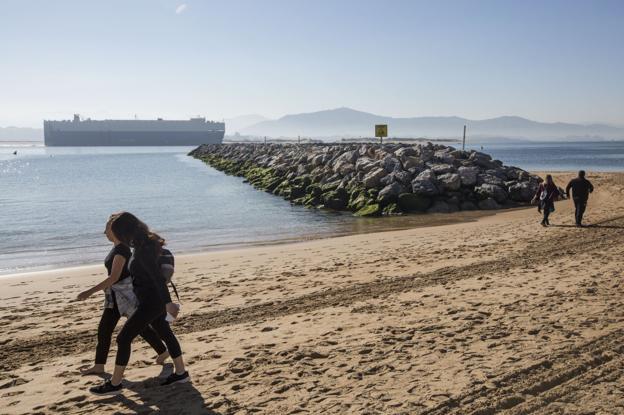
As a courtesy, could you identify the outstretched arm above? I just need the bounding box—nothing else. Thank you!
[76,255,125,300]
[565,180,572,198]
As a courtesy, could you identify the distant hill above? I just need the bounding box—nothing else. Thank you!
[0,127,43,141]
[241,107,624,140]
[225,114,269,135]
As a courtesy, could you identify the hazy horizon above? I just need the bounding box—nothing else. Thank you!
[2,0,623,128]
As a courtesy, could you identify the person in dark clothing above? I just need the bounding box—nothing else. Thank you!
[89,212,188,396]
[566,170,594,227]
[531,174,561,226]
[77,214,170,375]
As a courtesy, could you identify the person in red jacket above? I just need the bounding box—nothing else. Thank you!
[531,174,561,226]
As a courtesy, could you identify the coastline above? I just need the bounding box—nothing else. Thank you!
[3,171,624,414]
[0,208,497,278]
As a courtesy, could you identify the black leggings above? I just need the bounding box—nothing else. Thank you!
[542,201,553,223]
[115,304,182,366]
[95,305,167,365]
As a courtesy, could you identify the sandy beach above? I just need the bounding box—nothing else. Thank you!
[2,171,624,414]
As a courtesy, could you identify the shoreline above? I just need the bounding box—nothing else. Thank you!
[0,207,502,278]
[4,168,620,278]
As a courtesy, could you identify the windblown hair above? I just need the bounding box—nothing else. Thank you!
[110,212,165,251]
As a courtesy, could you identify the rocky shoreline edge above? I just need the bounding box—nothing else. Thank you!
[189,143,542,216]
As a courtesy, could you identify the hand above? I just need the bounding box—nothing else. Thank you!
[166,303,180,319]
[530,197,537,205]
[76,290,91,301]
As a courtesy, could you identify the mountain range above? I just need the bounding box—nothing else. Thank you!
[239,108,624,140]
[2,108,623,141]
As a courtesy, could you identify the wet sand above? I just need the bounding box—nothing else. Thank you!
[1,172,624,414]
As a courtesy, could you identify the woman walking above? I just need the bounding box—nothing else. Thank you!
[89,212,189,395]
[532,174,561,226]
[77,214,170,375]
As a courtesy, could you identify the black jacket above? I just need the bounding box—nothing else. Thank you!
[566,178,594,200]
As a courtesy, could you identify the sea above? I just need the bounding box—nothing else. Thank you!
[1,140,623,275]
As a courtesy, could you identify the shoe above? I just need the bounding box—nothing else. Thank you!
[540,221,547,227]
[89,379,123,396]
[161,371,190,386]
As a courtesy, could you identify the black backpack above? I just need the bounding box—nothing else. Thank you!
[159,248,180,302]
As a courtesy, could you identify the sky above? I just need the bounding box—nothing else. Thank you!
[1,0,623,127]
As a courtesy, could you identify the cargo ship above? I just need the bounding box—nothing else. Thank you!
[44,115,225,146]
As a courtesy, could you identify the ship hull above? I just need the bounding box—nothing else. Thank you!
[44,130,224,146]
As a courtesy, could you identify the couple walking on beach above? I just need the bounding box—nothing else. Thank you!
[76,212,189,395]
[532,170,594,227]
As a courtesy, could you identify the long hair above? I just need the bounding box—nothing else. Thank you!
[545,174,554,186]
[110,212,165,252]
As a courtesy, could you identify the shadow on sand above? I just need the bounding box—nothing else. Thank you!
[99,364,220,414]
[549,223,624,229]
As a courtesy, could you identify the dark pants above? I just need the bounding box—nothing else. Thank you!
[95,305,167,365]
[574,198,587,225]
[115,304,182,366]
[541,201,553,224]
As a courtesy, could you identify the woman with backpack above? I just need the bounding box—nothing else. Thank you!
[531,174,562,226]
[76,213,171,375]
[89,212,189,395]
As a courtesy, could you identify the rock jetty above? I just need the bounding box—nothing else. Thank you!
[189,143,541,216]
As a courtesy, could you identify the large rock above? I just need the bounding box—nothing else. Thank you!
[437,173,461,191]
[355,157,377,174]
[332,159,355,176]
[508,181,535,202]
[411,169,440,196]
[478,198,501,210]
[458,166,479,186]
[477,173,505,187]
[434,149,455,164]
[397,193,431,212]
[469,151,496,169]
[362,167,387,188]
[393,169,413,185]
[401,156,424,170]
[381,156,402,173]
[429,163,455,175]
[475,184,507,203]
[394,147,417,158]
[412,179,439,196]
[415,169,436,182]
[377,182,407,205]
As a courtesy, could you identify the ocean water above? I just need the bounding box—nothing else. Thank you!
[465,140,624,172]
[1,141,622,275]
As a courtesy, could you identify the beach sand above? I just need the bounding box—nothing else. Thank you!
[1,172,624,414]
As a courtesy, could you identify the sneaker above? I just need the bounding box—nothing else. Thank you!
[89,379,123,396]
[161,371,190,386]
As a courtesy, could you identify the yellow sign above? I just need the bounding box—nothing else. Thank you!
[375,124,388,138]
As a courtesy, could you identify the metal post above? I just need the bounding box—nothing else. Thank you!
[264,136,267,145]
[298,135,300,144]
[462,125,466,151]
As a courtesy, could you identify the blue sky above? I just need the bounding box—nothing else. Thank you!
[1,0,623,127]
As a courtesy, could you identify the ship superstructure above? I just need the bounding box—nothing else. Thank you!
[44,115,225,146]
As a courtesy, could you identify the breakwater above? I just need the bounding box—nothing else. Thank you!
[189,143,541,216]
